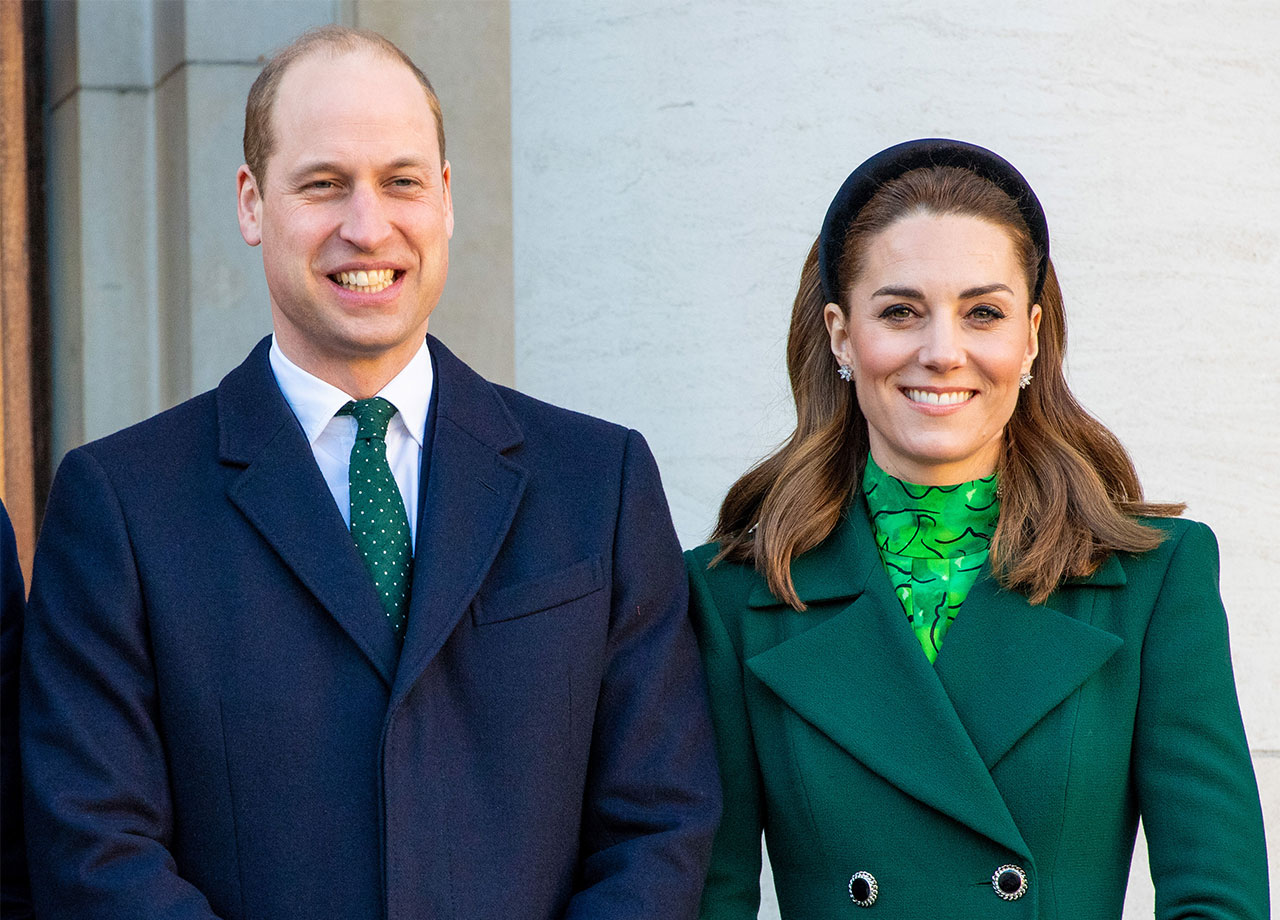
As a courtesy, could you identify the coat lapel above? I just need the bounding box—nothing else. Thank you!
[744,504,1031,858]
[934,560,1124,769]
[219,338,400,686]
[391,338,527,707]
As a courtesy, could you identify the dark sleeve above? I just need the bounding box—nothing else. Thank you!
[563,429,722,920]
[21,450,223,919]
[1,500,33,920]
[687,553,765,920]
[1133,521,1269,919]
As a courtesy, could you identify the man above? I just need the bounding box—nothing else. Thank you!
[1,501,31,919]
[22,27,719,919]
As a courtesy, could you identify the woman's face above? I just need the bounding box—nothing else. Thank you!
[825,212,1041,486]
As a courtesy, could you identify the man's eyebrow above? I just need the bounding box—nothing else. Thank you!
[287,158,434,182]
[287,161,345,182]
[385,157,433,171]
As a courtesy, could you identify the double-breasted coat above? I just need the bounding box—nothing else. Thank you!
[22,335,721,920]
[688,498,1268,919]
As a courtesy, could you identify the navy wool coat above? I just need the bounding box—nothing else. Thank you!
[22,336,721,920]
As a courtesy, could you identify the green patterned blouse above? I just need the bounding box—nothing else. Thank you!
[861,457,1000,664]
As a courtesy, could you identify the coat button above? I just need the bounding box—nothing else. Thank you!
[993,864,1028,901]
[848,870,878,907]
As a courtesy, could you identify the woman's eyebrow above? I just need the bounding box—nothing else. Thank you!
[870,282,1015,299]
[871,285,925,299]
[959,283,1014,298]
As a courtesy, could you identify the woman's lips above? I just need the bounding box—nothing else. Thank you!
[902,387,976,407]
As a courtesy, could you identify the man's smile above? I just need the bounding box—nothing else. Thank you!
[329,268,401,293]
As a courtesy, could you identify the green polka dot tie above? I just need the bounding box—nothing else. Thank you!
[338,397,412,638]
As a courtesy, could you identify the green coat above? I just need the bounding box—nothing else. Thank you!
[688,502,1268,919]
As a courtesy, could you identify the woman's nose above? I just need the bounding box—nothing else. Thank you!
[918,318,965,371]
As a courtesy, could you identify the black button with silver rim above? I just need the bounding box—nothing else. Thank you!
[848,870,878,907]
[993,864,1028,901]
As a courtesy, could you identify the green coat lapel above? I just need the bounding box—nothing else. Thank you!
[934,560,1125,770]
[743,504,1032,859]
[742,504,1127,860]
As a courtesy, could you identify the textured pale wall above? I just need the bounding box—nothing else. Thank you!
[510,0,1279,914]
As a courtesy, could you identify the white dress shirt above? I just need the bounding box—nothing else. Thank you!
[269,337,433,548]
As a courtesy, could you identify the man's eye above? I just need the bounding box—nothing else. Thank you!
[308,180,335,190]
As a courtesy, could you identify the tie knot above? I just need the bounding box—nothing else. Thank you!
[339,397,399,441]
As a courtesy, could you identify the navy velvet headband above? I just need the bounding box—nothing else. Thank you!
[817,138,1050,304]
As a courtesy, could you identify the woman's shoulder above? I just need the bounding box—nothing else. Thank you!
[1106,514,1221,592]
[683,541,766,621]
[683,540,722,573]
[684,540,757,585]
[1128,514,1217,556]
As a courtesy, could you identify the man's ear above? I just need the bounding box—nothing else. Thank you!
[441,160,454,239]
[237,165,263,246]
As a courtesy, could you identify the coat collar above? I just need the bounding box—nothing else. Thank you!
[745,506,869,609]
[218,337,403,685]
[747,502,1127,611]
[743,500,1123,858]
[216,336,528,699]
[390,336,527,707]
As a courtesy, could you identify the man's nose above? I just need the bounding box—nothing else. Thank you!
[339,185,393,252]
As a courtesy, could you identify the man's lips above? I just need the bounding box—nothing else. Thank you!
[902,387,976,407]
[327,268,401,293]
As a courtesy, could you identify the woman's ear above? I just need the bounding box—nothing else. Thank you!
[824,302,853,366]
[1024,302,1043,370]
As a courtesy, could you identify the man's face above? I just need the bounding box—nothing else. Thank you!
[237,49,453,387]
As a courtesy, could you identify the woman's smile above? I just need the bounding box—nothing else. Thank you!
[901,387,977,409]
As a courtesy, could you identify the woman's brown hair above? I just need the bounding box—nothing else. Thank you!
[713,165,1182,608]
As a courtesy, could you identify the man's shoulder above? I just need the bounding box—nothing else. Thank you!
[72,337,276,473]
[429,337,635,460]
[73,388,220,470]
[491,381,631,447]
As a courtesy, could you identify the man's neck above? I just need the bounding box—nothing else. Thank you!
[272,336,426,400]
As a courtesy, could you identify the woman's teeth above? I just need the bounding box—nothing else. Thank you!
[905,388,973,406]
[333,269,396,293]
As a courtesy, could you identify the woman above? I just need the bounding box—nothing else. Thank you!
[688,139,1268,919]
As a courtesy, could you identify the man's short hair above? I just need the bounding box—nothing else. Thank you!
[243,25,446,189]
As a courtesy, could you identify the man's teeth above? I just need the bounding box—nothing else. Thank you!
[334,269,396,292]
[905,389,973,406]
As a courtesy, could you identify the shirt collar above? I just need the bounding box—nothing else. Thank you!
[268,336,434,447]
[861,454,1000,559]
[376,341,432,448]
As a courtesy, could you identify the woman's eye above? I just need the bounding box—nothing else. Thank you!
[879,304,916,321]
[969,305,1006,322]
